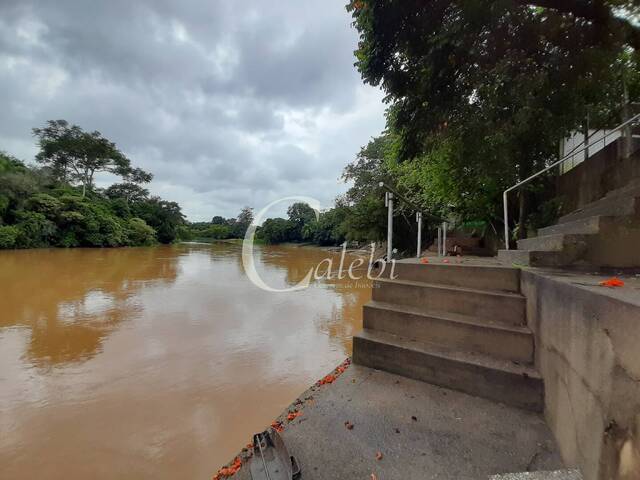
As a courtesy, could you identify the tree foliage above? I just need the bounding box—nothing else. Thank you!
[0,123,185,249]
[33,120,152,197]
[347,0,640,236]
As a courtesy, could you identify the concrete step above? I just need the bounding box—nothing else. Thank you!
[601,178,640,201]
[516,234,592,253]
[497,249,583,267]
[537,215,606,236]
[372,278,526,326]
[489,470,583,480]
[386,262,520,293]
[363,301,534,363]
[352,329,544,412]
[558,193,639,224]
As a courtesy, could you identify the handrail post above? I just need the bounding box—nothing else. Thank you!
[437,227,442,257]
[416,212,422,258]
[503,191,509,250]
[385,191,394,260]
[442,222,447,256]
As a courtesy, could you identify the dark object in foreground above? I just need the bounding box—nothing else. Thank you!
[249,429,301,480]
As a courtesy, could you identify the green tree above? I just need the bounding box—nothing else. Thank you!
[104,182,150,204]
[258,218,295,244]
[33,120,152,197]
[287,202,317,241]
[232,206,254,238]
[348,0,640,237]
[125,218,156,246]
[132,197,185,244]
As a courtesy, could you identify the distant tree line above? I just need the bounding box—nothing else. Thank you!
[183,207,255,241]
[0,120,186,249]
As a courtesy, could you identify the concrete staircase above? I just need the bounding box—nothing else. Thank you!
[352,262,544,412]
[498,179,640,268]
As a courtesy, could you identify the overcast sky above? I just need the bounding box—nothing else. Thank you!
[0,0,386,221]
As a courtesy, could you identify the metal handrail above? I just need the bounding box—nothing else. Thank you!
[378,182,448,259]
[502,112,640,250]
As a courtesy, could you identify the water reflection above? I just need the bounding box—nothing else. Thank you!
[0,243,370,479]
[0,247,179,366]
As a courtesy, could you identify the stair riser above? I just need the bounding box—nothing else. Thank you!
[558,196,639,224]
[383,263,520,293]
[353,335,544,412]
[538,217,603,236]
[498,249,581,267]
[363,306,534,363]
[516,234,591,253]
[372,281,526,326]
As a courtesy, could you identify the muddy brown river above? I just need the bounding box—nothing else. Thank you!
[0,243,371,479]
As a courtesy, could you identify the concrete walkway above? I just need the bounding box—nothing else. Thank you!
[232,363,563,480]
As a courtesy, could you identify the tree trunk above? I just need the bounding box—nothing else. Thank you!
[518,188,527,240]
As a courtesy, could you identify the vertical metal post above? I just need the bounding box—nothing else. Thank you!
[442,222,447,256]
[385,192,394,260]
[416,212,422,258]
[437,227,442,257]
[503,191,509,250]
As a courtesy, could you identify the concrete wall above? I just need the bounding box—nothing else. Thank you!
[521,270,640,480]
[556,139,640,214]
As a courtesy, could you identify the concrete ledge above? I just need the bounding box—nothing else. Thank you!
[230,364,562,480]
[521,269,640,480]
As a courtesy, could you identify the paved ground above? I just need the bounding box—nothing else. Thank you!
[230,364,563,480]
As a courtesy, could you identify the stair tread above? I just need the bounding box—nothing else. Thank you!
[374,277,525,300]
[365,300,532,335]
[538,215,606,235]
[517,233,594,251]
[356,329,540,379]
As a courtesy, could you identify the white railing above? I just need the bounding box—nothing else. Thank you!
[503,112,640,250]
[379,182,448,259]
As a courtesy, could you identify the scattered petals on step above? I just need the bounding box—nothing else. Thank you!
[420,258,429,264]
[316,358,351,386]
[212,456,242,480]
[271,421,284,433]
[375,451,383,460]
[287,410,302,421]
[599,277,625,288]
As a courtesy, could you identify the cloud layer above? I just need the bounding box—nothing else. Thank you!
[0,0,385,220]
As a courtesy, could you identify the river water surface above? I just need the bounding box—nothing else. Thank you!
[0,243,371,479]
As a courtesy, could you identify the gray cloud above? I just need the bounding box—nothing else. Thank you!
[0,0,385,220]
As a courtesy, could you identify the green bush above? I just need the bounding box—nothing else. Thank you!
[0,225,19,248]
[126,217,156,246]
[15,211,57,248]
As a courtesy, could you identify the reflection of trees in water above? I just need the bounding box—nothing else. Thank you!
[254,245,373,354]
[0,246,179,367]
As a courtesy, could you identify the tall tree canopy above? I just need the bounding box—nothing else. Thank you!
[348,0,640,236]
[33,120,152,197]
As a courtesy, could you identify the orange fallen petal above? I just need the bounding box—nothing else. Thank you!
[600,277,625,288]
[375,451,383,460]
[420,258,429,264]
[443,259,450,263]
[371,474,378,480]
[287,410,302,421]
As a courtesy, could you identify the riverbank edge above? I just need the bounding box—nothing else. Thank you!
[212,358,353,480]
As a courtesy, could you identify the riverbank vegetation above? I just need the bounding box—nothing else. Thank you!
[0,120,185,249]
[344,0,640,242]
